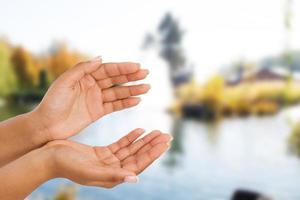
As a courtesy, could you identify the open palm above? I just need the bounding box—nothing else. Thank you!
[49,129,171,188]
[35,59,150,140]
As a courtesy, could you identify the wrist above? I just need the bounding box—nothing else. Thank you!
[0,144,57,199]
[41,141,68,178]
[24,110,51,147]
[39,144,60,179]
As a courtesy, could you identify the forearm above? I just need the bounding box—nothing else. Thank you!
[0,145,55,200]
[0,110,48,166]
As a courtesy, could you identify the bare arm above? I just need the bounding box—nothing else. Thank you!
[0,144,54,200]
[0,111,47,166]
[0,129,171,200]
[0,58,150,166]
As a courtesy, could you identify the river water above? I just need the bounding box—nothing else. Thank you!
[0,103,291,200]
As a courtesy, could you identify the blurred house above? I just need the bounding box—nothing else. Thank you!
[170,51,300,120]
[225,67,289,86]
[225,51,300,86]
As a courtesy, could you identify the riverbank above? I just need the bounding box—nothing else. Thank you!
[0,100,33,121]
[169,78,300,120]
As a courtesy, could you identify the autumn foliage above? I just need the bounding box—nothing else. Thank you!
[0,38,86,97]
[47,43,86,80]
[11,47,40,89]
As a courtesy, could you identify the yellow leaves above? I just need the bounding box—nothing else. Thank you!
[202,75,225,105]
[11,47,39,89]
[251,100,279,115]
[289,123,300,157]
[0,39,17,96]
[171,77,300,117]
[175,79,202,103]
[47,43,86,80]
[0,39,87,94]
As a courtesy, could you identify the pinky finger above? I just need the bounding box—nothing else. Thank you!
[88,181,121,189]
[103,97,141,115]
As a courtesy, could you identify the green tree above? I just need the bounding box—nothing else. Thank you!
[0,39,17,96]
[142,13,191,87]
[48,42,85,80]
[11,47,39,89]
[38,69,49,90]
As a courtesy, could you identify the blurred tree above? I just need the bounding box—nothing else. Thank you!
[142,12,192,87]
[203,75,224,103]
[0,39,17,96]
[47,42,85,80]
[38,69,48,90]
[11,46,39,90]
[158,13,186,72]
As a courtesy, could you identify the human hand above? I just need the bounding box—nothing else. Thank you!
[46,129,172,188]
[32,58,150,141]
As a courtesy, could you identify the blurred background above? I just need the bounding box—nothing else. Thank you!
[1,0,300,199]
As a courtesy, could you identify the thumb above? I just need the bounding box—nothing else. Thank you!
[60,56,102,86]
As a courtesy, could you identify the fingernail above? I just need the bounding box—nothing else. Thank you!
[166,144,171,150]
[144,84,151,89]
[124,176,139,184]
[91,56,102,62]
[170,136,174,141]
[136,97,142,103]
[137,128,145,134]
[145,69,150,74]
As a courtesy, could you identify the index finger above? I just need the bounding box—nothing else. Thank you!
[91,62,141,80]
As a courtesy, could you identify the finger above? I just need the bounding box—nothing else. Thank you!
[92,62,141,80]
[122,133,172,165]
[103,97,141,115]
[97,69,149,89]
[88,180,123,189]
[102,84,151,102]
[59,58,102,86]
[94,128,144,163]
[136,133,172,156]
[94,167,136,182]
[89,176,138,188]
[123,143,170,174]
[87,180,117,188]
[136,142,170,173]
[115,130,161,161]
[107,128,145,153]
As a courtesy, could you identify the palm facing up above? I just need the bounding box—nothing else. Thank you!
[49,129,172,188]
[35,59,150,140]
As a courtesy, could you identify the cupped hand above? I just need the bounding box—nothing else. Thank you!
[34,57,150,140]
[46,129,172,188]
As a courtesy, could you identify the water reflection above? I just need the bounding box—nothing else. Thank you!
[2,104,300,199]
[164,118,184,169]
[288,122,300,157]
[162,110,300,200]
[165,118,221,169]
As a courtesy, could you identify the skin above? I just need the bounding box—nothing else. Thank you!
[0,57,172,199]
[0,129,172,200]
[0,57,151,166]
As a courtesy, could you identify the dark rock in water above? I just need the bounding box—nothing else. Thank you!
[231,189,271,200]
[181,103,216,121]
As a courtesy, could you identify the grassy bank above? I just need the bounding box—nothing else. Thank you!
[170,77,300,120]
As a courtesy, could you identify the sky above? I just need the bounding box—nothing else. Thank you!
[0,0,300,81]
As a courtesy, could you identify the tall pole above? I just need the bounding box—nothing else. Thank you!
[283,0,293,71]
